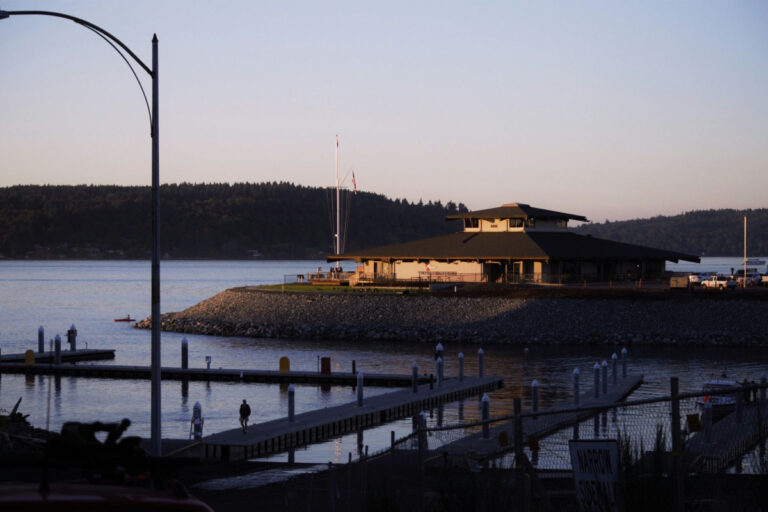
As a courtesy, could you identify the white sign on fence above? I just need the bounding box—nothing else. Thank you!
[569,439,623,512]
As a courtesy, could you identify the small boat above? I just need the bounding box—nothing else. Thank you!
[113,315,135,322]
[696,377,740,420]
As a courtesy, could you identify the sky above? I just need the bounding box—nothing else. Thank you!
[0,1,766,222]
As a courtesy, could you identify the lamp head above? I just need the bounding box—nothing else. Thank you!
[0,11,10,20]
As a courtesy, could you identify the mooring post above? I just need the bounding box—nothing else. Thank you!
[531,379,539,415]
[181,337,188,369]
[434,342,444,362]
[288,384,295,422]
[412,362,418,393]
[514,397,526,512]
[437,357,443,387]
[670,377,684,512]
[478,348,484,377]
[704,401,713,443]
[481,393,490,439]
[352,359,356,374]
[458,352,464,382]
[574,367,580,406]
[621,347,628,378]
[601,360,608,394]
[205,355,211,370]
[54,334,62,365]
[357,372,364,406]
[593,362,600,398]
[66,324,77,351]
[38,326,44,354]
[761,373,767,405]
[612,353,618,386]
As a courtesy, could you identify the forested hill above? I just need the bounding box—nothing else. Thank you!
[0,183,468,259]
[574,209,768,257]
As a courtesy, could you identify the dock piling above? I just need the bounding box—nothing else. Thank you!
[205,355,211,370]
[434,342,444,361]
[621,347,628,379]
[593,362,600,398]
[612,353,618,386]
[437,357,443,387]
[478,348,484,378]
[357,372,364,406]
[54,334,61,365]
[481,393,490,439]
[601,360,608,394]
[531,379,539,414]
[288,384,295,422]
[38,326,44,354]
[573,368,580,406]
[704,401,713,443]
[458,352,464,382]
[181,338,188,369]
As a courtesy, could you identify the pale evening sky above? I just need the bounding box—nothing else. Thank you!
[0,1,766,222]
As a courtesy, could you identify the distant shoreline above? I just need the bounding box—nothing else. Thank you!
[136,287,768,346]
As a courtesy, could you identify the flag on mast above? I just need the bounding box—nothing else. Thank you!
[352,171,357,194]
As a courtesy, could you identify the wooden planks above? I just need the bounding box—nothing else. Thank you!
[436,374,644,461]
[202,376,504,461]
[0,349,115,364]
[0,362,436,387]
[686,400,768,472]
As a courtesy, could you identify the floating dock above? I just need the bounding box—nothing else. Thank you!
[0,349,115,364]
[0,363,440,387]
[203,375,504,461]
[686,399,768,472]
[435,374,644,461]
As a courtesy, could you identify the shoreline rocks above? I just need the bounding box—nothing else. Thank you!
[134,287,768,346]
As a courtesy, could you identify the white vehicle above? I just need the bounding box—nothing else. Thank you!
[701,275,736,289]
[688,272,712,285]
[697,379,739,421]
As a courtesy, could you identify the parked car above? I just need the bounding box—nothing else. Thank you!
[688,272,713,285]
[733,268,762,287]
[701,275,737,289]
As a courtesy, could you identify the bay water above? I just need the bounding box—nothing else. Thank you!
[1,258,766,467]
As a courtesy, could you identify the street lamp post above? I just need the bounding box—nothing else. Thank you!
[1,10,163,457]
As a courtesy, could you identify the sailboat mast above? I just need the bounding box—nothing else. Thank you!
[744,215,747,287]
[335,134,341,257]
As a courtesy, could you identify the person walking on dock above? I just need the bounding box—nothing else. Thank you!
[239,399,251,433]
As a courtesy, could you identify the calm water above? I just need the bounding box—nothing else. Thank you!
[1,258,767,464]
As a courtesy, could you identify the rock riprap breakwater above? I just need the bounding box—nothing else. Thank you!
[134,288,768,346]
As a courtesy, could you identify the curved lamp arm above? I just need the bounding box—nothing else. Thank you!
[0,10,154,133]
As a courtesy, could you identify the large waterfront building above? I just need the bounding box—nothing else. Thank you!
[328,203,699,284]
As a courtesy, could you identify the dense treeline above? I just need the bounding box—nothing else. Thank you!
[575,209,768,256]
[0,183,467,259]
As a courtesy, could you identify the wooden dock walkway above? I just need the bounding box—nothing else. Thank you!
[435,374,644,461]
[0,349,115,364]
[0,362,437,387]
[203,376,504,461]
[686,400,768,472]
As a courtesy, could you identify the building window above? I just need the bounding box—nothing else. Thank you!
[556,219,567,228]
[525,218,535,227]
[464,218,479,229]
[509,218,523,228]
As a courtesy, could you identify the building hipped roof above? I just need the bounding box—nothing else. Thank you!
[445,203,588,222]
[328,231,700,263]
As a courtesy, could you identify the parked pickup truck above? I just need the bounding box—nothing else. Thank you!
[701,275,737,289]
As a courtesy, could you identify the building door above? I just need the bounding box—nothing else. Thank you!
[512,262,522,283]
